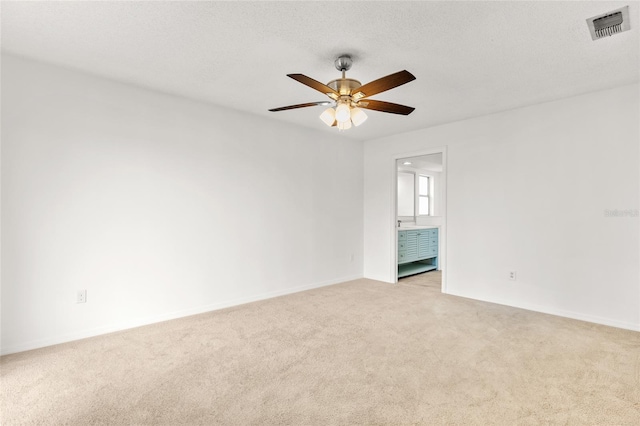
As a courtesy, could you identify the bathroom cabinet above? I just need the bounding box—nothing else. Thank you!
[398,228,438,278]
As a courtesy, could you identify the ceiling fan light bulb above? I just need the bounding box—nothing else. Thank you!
[335,103,351,123]
[319,108,336,126]
[350,107,368,127]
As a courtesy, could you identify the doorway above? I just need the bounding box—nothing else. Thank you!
[393,150,446,291]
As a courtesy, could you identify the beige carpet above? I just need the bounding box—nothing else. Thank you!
[2,272,640,425]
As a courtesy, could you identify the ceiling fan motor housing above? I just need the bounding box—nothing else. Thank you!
[327,78,362,96]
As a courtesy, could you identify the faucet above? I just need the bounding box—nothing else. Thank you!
[397,220,401,228]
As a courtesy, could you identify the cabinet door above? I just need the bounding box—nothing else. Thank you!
[405,231,419,262]
[417,231,430,259]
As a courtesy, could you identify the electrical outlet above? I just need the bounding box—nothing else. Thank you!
[508,271,517,281]
[77,289,87,304]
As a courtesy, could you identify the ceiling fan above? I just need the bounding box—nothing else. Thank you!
[269,55,416,130]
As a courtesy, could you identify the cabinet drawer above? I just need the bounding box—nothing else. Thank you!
[398,231,407,241]
[398,241,407,251]
[428,246,438,255]
[428,229,438,237]
[398,252,407,262]
[429,238,438,246]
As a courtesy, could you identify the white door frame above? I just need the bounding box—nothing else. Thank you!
[391,146,448,292]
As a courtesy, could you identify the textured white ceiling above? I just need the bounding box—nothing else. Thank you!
[2,1,638,141]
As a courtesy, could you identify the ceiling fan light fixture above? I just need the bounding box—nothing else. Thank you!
[335,102,351,123]
[319,107,336,126]
[350,107,368,127]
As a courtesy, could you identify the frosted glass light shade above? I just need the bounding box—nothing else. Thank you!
[350,107,368,126]
[319,108,336,126]
[337,120,352,131]
[335,103,351,123]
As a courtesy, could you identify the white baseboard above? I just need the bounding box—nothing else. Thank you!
[0,274,364,356]
[444,289,640,332]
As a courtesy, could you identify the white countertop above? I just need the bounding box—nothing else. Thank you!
[398,225,438,231]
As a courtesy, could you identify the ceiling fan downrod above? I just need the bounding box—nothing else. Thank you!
[328,55,361,96]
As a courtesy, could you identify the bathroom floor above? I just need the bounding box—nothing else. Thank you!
[398,269,441,289]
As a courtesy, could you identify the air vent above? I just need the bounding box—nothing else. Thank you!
[587,6,631,40]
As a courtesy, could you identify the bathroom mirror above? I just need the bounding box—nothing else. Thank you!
[397,171,415,217]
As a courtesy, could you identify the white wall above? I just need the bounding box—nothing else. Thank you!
[365,84,640,331]
[1,55,364,354]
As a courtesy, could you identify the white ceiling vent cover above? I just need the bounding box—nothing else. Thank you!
[587,6,631,40]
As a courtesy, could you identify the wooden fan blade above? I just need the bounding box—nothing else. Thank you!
[269,101,332,112]
[357,99,415,115]
[351,70,415,99]
[288,74,340,100]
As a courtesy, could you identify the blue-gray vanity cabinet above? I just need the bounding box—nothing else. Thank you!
[397,228,438,278]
